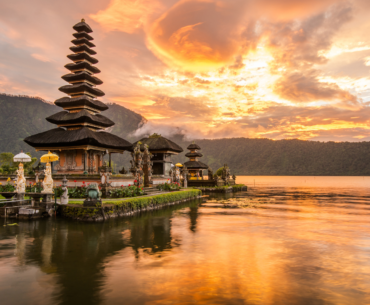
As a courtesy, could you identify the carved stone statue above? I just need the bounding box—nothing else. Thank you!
[60,176,69,205]
[130,142,144,187]
[208,166,213,180]
[226,165,231,180]
[42,162,53,193]
[232,174,236,181]
[86,183,101,200]
[83,183,102,207]
[182,165,188,188]
[100,166,111,185]
[175,167,180,183]
[15,163,26,193]
[222,164,227,180]
[221,164,230,184]
[143,144,153,187]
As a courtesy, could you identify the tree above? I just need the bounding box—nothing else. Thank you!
[0,152,37,174]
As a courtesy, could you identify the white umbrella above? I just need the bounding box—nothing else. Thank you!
[13,151,32,163]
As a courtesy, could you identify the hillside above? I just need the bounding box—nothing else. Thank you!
[169,138,370,176]
[0,94,146,154]
[2,93,370,176]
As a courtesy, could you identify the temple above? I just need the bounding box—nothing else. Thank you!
[24,19,132,174]
[184,143,208,179]
[131,134,183,176]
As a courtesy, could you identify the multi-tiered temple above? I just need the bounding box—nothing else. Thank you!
[184,143,208,179]
[24,19,132,174]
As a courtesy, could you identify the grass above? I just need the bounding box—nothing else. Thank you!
[68,189,202,208]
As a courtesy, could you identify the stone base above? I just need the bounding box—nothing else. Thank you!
[83,199,102,207]
[41,193,53,203]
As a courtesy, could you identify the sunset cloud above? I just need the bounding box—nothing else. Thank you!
[90,0,164,33]
[1,0,370,142]
[148,0,249,71]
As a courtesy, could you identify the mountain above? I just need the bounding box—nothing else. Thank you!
[169,137,370,176]
[2,93,370,176]
[0,94,146,155]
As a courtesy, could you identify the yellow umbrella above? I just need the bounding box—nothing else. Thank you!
[40,151,59,163]
[176,163,183,167]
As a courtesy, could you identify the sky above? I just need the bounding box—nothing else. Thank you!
[1,0,370,141]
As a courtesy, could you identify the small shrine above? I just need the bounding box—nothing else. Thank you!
[184,143,208,180]
[24,19,132,174]
[131,134,183,177]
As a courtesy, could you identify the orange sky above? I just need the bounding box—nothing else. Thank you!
[1,0,370,141]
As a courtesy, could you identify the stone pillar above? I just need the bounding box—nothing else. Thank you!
[16,193,25,205]
[108,152,111,168]
[89,151,93,174]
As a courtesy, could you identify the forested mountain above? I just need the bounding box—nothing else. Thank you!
[2,94,370,175]
[0,94,146,155]
[170,138,370,176]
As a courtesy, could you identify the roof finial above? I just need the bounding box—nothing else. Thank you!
[81,18,85,22]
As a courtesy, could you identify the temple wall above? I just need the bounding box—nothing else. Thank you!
[75,150,83,167]
[59,152,66,167]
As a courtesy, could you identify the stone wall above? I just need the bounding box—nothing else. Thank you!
[59,189,202,222]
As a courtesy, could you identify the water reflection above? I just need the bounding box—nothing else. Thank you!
[1,177,370,304]
[0,202,198,305]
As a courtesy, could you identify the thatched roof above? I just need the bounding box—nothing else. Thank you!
[61,72,103,85]
[24,127,132,150]
[187,143,201,150]
[55,96,108,111]
[73,21,93,33]
[46,110,114,128]
[70,45,96,55]
[67,53,98,64]
[65,62,100,74]
[130,136,183,153]
[185,152,203,158]
[72,32,93,41]
[184,161,208,169]
[71,38,95,48]
[59,83,105,97]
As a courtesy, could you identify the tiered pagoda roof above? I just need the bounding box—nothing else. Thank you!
[184,143,208,169]
[24,19,132,152]
[131,135,183,153]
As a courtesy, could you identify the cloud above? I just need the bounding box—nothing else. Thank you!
[1,0,370,143]
[90,0,164,33]
[148,0,249,71]
[273,70,358,104]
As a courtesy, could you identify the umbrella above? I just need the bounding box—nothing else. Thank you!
[40,151,59,163]
[13,151,32,163]
[175,163,183,167]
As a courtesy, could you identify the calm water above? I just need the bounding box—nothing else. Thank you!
[1,176,370,305]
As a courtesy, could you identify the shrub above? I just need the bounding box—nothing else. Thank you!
[0,178,15,192]
[156,182,181,191]
[216,167,224,177]
[106,189,201,209]
[109,185,144,198]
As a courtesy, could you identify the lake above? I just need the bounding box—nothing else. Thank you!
[1,176,370,305]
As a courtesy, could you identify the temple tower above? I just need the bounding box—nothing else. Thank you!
[184,143,208,179]
[24,19,132,174]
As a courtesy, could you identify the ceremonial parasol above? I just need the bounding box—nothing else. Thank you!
[175,163,183,167]
[13,151,32,163]
[40,151,59,163]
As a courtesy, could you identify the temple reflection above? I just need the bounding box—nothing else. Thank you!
[0,201,200,305]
